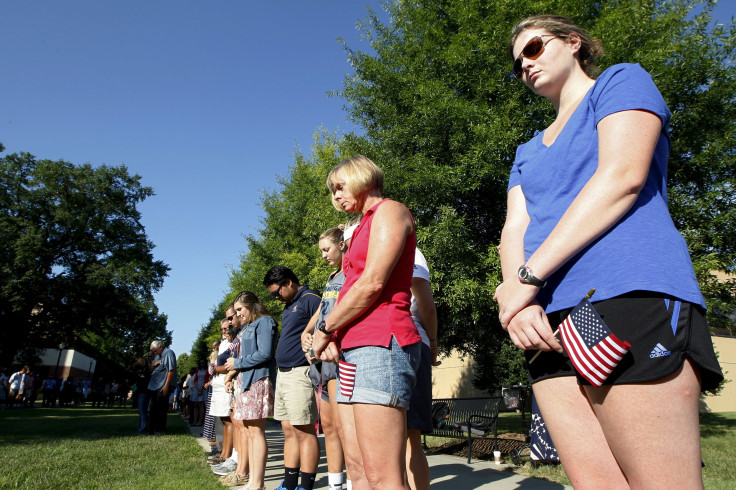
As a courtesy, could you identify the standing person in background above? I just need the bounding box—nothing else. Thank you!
[212,306,247,479]
[182,368,194,420]
[224,291,277,490]
[191,360,208,427]
[92,377,106,408]
[82,378,91,405]
[263,265,321,490]
[209,319,237,465]
[202,341,220,453]
[8,366,28,408]
[405,248,439,490]
[27,372,40,407]
[312,156,422,490]
[302,225,350,490]
[147,340,177,435]
[0,368,7,409]
[42,377,57,407]
[496,15,723,488]
[133,357,152,434]
[187,367,197,424]
[108,380,118,408]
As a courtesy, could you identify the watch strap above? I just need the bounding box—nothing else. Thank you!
[518,265,547,288]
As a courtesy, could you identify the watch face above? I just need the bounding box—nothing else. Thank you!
[518,267,529,280]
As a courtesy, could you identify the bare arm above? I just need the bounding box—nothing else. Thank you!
[496,186,559,351]
[495,110,661,328]
[162,369,175,396]
[301,309,319,359]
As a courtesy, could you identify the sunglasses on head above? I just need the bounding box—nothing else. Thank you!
[513,34,564,79]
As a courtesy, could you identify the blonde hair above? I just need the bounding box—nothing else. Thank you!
[509,15,603,78]
[326,155,383,211]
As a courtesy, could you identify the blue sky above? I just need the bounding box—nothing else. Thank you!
[2,1,734,358]
[1,1,385,357]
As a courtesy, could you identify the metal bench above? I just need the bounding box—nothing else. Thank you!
[423,396,503,463]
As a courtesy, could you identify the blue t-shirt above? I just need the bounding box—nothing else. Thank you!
[275,286,321,368]
[148,347,177,391]
[508,63,704,312]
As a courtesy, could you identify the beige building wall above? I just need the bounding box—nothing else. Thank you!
[431,349,489,398]
[701,336,736,413]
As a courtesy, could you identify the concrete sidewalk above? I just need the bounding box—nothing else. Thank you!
[189,421,571,489]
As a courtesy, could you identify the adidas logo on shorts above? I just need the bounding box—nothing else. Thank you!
[650,343,672,358]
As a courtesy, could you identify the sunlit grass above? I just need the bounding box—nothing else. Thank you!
[0,407,222,489]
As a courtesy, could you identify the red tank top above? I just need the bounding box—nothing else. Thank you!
[336,199,421,349]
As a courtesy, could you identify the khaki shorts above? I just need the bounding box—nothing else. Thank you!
[274,366,318,425]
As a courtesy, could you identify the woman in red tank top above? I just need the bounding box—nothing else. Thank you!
[311,155,422,490]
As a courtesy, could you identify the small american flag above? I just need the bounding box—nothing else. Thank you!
[338,360,357,397]
[559,298,631,387]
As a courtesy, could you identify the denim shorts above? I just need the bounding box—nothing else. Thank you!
[336,336,420,409]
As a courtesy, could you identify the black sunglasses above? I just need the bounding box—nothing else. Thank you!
[270,284,283,298]
[512,35,563,79]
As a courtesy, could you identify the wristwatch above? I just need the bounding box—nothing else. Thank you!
[317,321,332,337]
[517,265,547,288]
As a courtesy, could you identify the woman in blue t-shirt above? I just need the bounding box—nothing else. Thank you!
[495,14,722,488]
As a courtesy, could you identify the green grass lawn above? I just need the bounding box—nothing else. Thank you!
[0,406,223,489]
[1,406,734,489]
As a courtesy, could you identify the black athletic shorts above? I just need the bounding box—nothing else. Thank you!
[407,343,433,432]
[525,291,723,391]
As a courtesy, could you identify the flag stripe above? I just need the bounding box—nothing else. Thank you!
[561,318,606,386]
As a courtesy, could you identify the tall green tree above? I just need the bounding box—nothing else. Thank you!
[0,149,170,369]
[187,132,359,358]
[337,0,735,389]
[229,131,361,318]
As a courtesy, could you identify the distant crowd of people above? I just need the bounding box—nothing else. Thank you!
[0,365,131,409]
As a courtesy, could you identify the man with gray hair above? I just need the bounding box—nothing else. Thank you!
[148,340,177,435]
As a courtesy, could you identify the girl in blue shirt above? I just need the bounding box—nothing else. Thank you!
[495,14,721,488]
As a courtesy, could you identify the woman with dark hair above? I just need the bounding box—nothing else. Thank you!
[224,292,277,490]
[311,155,421,489]
[496,14,722,488]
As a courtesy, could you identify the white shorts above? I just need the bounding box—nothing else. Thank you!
[208,374,232,417]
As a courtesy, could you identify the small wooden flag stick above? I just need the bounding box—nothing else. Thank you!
[528,288,596,364]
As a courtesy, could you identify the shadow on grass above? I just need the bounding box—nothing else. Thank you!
[0,406,190,445]
[700,412,736,437]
